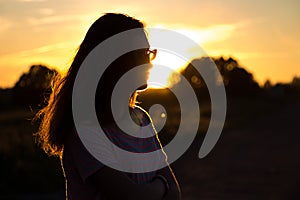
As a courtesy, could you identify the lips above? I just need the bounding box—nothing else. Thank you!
[137,84,148,91]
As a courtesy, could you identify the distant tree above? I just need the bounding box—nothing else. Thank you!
[0,88,14,109]
[13,65,58,107]
[291,76,300,93]
[263,80,272,91]
[181,57,210,102]
[262,77,300,98]
[181,57,261,98]
[213,57,261,97]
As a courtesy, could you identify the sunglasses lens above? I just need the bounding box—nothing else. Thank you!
[147,49,157,61]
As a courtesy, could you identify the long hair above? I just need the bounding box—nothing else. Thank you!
[35,13,145,157]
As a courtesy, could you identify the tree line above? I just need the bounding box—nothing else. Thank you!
[0,57,299,109]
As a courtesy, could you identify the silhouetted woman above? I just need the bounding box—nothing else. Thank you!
[35,13,180,200]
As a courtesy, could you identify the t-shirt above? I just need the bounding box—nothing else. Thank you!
[62,107,166,200]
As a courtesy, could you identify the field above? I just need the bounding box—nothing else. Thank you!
[0,96,299,199]
[174,97,300,199]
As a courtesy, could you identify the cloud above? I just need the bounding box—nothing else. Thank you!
[0,17,12,33]
[17,0,46,2]
[150,22,240,45]
[37,8,54,15]
[176,24,237,44]
[4,40,78,57]
[148,22,239,61]
[26,14,83,26]
[0,40,79,88]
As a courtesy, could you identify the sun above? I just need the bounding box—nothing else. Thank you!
[146,24,238,88]
[146,27,208,88]
[147,50,188,88]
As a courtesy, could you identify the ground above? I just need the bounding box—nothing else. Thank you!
[173,99,300,199]
[0,97,299,199]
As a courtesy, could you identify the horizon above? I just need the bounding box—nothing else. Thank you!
[0,0,299,88]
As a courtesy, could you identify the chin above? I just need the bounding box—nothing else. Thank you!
[136,84,148,92]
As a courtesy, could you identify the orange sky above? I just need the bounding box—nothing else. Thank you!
[0,0,299,88]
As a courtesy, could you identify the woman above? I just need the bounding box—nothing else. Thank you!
[35,13,180,199]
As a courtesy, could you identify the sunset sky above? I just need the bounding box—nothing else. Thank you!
[0,0,299,88]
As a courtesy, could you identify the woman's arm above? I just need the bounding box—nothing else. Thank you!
[87,166,166,200]
[157,165,181,200]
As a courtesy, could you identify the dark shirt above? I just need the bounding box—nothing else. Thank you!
[62,107,166,199]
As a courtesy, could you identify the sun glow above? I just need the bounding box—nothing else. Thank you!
[146,24,238,88]
[147,28,202,88]
[147,50,187,88]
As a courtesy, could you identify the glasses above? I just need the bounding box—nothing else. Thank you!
[146,49,157,61]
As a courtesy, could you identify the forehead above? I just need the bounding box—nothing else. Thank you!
[128,30,150,49]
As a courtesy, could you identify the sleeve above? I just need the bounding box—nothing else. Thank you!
[69,125,117,183]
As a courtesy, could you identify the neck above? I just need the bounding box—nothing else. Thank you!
[129,91,138,108]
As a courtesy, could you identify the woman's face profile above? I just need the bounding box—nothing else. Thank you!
[127,31,154,90]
